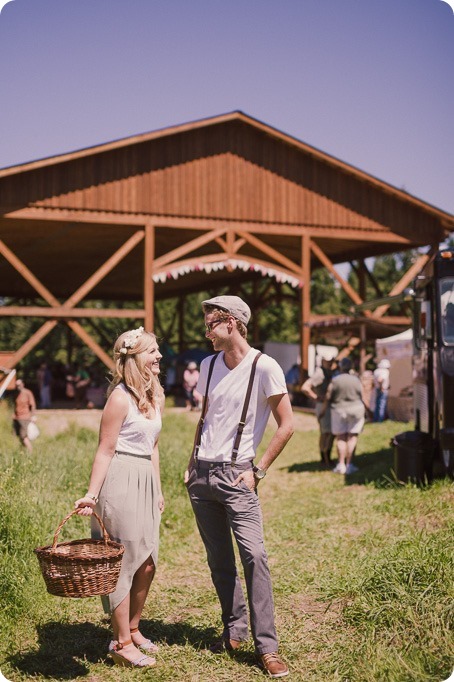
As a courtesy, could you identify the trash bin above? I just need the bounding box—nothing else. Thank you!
[392,431,434,485]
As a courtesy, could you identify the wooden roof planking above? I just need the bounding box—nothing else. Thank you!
[0,110,453,370]
[0,110,452,301]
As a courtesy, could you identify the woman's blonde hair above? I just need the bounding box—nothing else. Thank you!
[108,329,163,415]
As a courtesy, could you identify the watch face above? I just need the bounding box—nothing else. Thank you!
[254,467,266,479]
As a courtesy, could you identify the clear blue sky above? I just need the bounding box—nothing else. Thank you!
[1,0,453,216]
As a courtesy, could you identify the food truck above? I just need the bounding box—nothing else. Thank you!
[412,249,454,478]
[354,249,454,480]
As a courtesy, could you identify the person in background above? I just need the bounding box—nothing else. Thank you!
[36,361,52,409]
[360,368,375,421]
[185,295,294,679]
[373,359,390,422]
[74,363,91,409]
[182,361,201,410]
[320,357,365,475]
[65,365,76,401]
[284,363,300,405]
[74,327,164,668]
[13,378,36,453]
[301,356,336,468]
[164,359,177,394]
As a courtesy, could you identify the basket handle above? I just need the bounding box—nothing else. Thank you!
[51,509,110,550]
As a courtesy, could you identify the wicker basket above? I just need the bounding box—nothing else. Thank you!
[34,509,124,598]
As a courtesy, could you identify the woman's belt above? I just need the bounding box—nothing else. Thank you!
[115,449,151,460]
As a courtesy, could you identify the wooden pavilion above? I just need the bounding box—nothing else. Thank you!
[0,111,453,373]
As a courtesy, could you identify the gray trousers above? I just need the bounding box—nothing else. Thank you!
[187,460,278,654]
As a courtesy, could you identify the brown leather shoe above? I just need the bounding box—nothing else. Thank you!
[208,638,242,653]
[260,652,289,677]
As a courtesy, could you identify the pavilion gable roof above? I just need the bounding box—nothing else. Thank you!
[1,111,452,243]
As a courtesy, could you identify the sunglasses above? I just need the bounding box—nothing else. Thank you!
[205,319,224,333]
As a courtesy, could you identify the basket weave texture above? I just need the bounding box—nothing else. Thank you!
[35,509,124,598]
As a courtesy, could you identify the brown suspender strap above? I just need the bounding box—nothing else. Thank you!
[231,351,262,465]
[192,353,218,460]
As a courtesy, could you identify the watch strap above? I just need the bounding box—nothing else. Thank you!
[253,465,266,479]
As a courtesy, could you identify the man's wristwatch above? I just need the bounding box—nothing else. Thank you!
[252,465,267,480]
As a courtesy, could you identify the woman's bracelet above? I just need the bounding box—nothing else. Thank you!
[86,492,99,503]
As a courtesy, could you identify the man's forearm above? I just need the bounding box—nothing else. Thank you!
[257,422,294,471]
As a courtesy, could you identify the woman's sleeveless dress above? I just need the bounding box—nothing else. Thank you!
[91,383,162,614]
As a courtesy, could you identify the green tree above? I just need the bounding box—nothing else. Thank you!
[310,267,342,314]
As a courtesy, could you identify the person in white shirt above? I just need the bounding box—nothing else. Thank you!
[373,359,390,422]
[184,295,294,678]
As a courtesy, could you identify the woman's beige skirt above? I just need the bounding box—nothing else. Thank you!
[91,451,160,614]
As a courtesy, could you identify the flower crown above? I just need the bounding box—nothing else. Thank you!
[119,326,144,355]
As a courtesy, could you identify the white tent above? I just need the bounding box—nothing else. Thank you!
[375,328,413,361]
[263,341,338,376]
[375,329,413,421]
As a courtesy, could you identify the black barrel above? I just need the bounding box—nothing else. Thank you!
[392,431,434,485]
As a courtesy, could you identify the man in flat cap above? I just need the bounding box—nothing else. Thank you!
[185,295,294,678]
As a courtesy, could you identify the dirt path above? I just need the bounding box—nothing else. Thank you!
[36,406,318,436]
[36,409,103,436]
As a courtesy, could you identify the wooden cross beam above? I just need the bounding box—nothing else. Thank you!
[370,246,439,318]
[0,231,145,369]
[309,239,371,313]
[350,260,383,299]
[237,230,303,277]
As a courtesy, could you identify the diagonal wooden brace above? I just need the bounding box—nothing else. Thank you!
[0,231,144,369]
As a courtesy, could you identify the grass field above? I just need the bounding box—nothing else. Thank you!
[0,403,453,682]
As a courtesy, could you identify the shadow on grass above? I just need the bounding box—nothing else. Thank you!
[8,618,221,678]
[343,447,394,487]
[287,446,394,487]
[140,617,216,648]
[9,621,108,679]
[141,618,259,670]
[286,459,329,474]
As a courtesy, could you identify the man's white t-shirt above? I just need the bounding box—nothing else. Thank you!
[196,348,287,463]
[373,367,390,392]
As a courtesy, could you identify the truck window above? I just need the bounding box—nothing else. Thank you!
[440,278,454,344]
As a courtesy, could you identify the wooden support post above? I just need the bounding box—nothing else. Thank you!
[144,223,155,331]
[300,235,311,378]
[358,260,367,374]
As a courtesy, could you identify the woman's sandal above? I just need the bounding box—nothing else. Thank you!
[109,639,156,667]
[130,626,159,653]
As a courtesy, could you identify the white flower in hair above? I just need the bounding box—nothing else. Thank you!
[120,326,144,354]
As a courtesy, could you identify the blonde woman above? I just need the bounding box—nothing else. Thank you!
[75,327,164,668]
